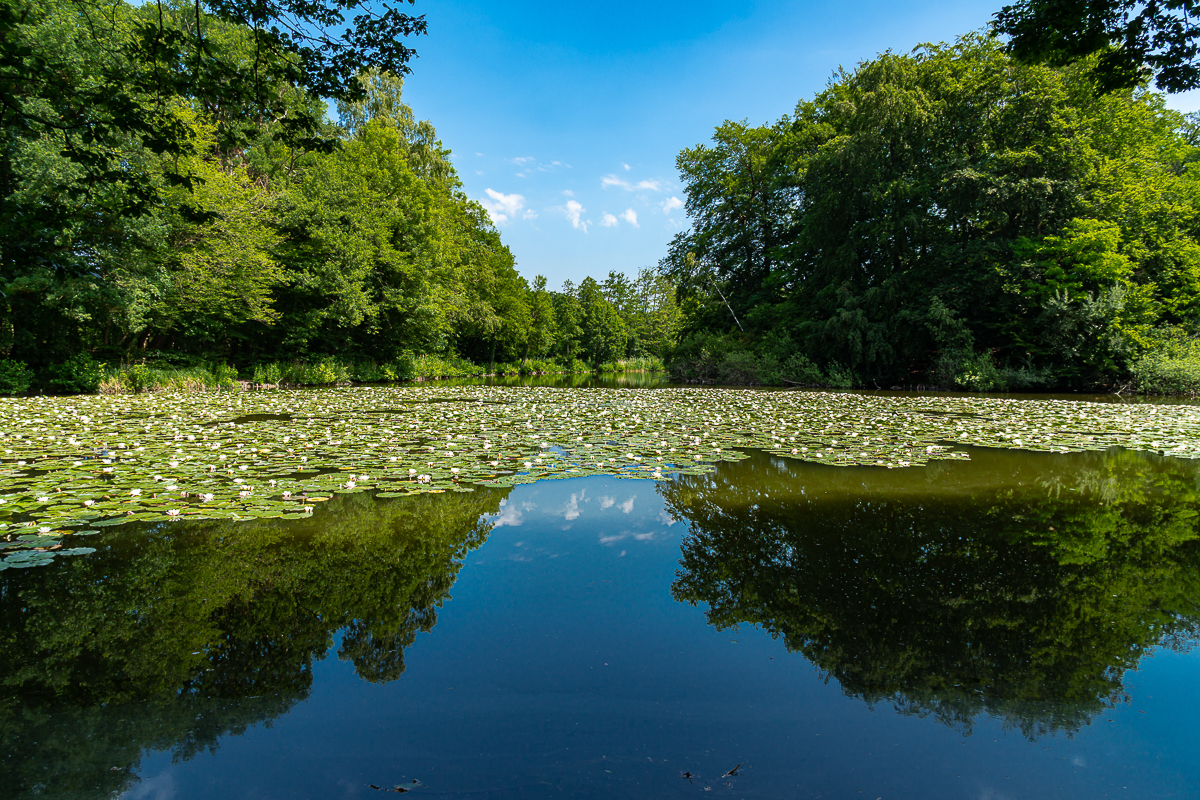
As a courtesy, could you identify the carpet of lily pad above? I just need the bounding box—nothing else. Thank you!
[0,386,1193,568]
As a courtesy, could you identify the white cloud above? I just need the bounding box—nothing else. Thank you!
[510,156,535,165]
[560,199,590,232]
[622,162,631,171]
[619,496,635,514]
[475,152,484,156]
[599,495,616,509]
[562,189,575,197]
[600,213,619,228]
[562,489,587,520]
[491,499,538,528]
[481,188,525,224]
[602,174,663,192]
[658,509,677,527]
[662,196,684,213]
[523,209,538,220]
[619,208,638,227]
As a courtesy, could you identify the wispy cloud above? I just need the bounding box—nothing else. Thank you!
[562,189,575,196]
[482,188,525,224]
[600,213,619,228]
[523,208,538,220]
[619,496,635,514]
[619,209,638,227]
[662,196,684,213]
[622,162,631,171]
[599,495,616,509]
[558,199,590,232]
[510,156,535,165]
[602,174,662,192]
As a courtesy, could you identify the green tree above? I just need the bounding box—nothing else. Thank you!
[577,277,627,365]
[994,0,1200,92]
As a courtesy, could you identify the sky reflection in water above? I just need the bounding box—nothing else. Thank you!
[1,447,1199,799]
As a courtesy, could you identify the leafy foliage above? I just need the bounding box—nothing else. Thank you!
[994,0,1200,93]
[664,35,1200,392]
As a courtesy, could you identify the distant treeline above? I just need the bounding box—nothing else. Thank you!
[1,1,679,395]
[662,34,1200,394]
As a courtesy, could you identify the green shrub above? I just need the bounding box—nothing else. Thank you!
[414,355,485,379]
[0,359,33,395]
[253,362,284,385]
[43,354,105,394]
[1133,335,1200,396]
[281,357,351,385]
[100,363,242,394]
[823,363,856,390]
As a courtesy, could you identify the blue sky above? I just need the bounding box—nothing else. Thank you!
[399,0,1200,291]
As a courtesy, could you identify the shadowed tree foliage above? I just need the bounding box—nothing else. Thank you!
[665,448,1200,738]
[994,0,1200,93]
[0,486,506,799]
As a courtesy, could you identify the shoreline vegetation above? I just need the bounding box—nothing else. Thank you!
[76,355,668,395]
[11,5,1200,400]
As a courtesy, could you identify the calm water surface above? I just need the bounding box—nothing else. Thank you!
[2,437,1199,798]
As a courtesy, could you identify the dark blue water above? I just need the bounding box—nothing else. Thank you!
[3,448,1199,799]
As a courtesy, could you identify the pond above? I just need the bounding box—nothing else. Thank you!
[2,387,1199,798]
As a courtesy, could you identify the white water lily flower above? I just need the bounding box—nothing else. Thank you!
[83,500,94,507]
[129,488,142,496]
[344,481,357,489]
[523,461,532,468]
[165,484,177,491]
[201,493,214,502]
[282,491,291,499]
[73,461,82,466]
[238,491,251,498]
[36,496,48,502]
[102,467,113,473]
[303,506,314,513]
[166,509,180,517]
[38,526,51,534]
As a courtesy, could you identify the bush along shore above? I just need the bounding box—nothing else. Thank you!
[0,354,666,397]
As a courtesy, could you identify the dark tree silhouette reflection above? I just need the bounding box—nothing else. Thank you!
[0,487,507,799]
[665,448,1200,739]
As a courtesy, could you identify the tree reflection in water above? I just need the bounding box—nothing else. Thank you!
[0,487,507,799]
[665,447,1200,739]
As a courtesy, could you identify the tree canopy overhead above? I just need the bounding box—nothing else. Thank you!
[994,0,1200,93]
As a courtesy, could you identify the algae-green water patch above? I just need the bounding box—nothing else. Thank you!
[0,387,1191,546]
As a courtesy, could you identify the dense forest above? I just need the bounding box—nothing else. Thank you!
[1,0,679,394]
[7,0,1200,393]
[664,35,1200,393]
